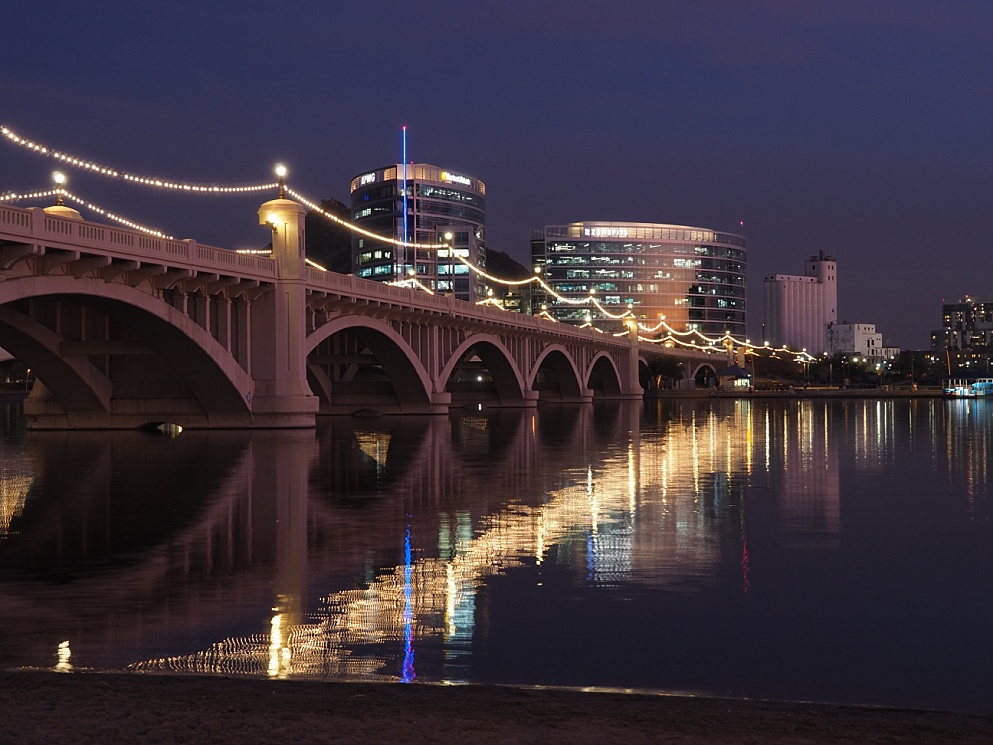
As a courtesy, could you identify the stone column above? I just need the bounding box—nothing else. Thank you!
[249,197,318,427]
[621,319,644,399]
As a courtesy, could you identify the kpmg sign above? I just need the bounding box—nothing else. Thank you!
[359,172,377,186]
[585,227,629,238]
[441,171,472,186]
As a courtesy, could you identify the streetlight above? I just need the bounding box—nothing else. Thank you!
[440,230,454,296]
[52,171,66,206]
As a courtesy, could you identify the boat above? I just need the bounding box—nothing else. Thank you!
[943,374,993,397]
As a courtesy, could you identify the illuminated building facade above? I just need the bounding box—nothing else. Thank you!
[529,221,746,336]
[931,295,993,351]
[763,251,837,354]
[349,164,487,302]
[826,322,898,359]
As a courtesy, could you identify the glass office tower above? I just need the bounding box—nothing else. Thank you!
[530,221,746,337]
[349,164,486,302]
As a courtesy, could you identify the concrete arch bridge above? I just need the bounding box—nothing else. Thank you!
[0,198,717,429]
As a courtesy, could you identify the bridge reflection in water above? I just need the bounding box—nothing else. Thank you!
[0,399,990,708]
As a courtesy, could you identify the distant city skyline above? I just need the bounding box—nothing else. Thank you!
[4,1,993,349]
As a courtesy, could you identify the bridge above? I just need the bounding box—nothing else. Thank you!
[0,195,717,429]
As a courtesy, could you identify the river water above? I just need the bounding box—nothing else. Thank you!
[0,397,990,712]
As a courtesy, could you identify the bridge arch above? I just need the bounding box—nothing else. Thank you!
[439,334,528,408]
[531,345,587,402]
[305,316,439,415]
[638,356,654,390]
[689,362,719,387]
[0,277,252,428]
[585,352,624,398]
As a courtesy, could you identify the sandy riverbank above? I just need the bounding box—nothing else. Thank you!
[0,671,989,744]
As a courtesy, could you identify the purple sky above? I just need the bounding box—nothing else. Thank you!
[4,0,993,348]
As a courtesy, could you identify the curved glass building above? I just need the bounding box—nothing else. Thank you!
[349,164,486,302]
[530,221,746,337]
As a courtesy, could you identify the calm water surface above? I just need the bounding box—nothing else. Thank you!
[1,398,991,712]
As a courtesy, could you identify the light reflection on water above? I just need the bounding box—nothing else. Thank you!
[0,399,990,711]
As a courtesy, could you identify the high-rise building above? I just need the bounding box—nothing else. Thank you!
[349,164,486,302]
[931,295,993,351]
[529,221,746,336]
[763,251,837,354]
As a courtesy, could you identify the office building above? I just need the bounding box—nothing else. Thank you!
[349,164,486,301]
[530,221,746,336]
[764,251,837,354]
[931,295,993,351]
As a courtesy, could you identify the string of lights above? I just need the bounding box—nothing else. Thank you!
[639,323,815,360]
[290,186,640,325]
[286,187,450,251]
[451,254,631,311]
[639,331,815,361]
[1,128,816,362]
[0,187,60,202]
[1,180,173,238]
[59,190,173,238]
[292,190,811,360]
[1,124,277,194]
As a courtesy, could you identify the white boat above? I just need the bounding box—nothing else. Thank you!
[943,376,993,397]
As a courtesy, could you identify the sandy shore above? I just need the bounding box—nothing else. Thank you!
[0,671,990,744]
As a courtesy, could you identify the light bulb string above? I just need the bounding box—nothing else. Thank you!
[297,187,811,359]
[1,128,813,361]
[1,185,172,238]
[2,124,277,194]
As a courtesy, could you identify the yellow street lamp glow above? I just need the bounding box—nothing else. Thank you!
[275,164,287,179]
[52,171,67,205]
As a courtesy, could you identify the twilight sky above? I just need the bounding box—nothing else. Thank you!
[3,0,993,348]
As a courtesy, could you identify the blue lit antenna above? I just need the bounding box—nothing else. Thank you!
[402,126,409,264]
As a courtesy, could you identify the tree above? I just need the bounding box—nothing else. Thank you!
[646,356,683,389]
[304,198,353,274]
[482,249,530,300]
[485,248,530,281]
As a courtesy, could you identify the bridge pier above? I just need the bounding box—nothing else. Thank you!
[252,198,319,427]
[618,320,645,400]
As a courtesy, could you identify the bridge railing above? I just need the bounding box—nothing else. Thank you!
[0,204,278,281]
[305,267,644,348]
